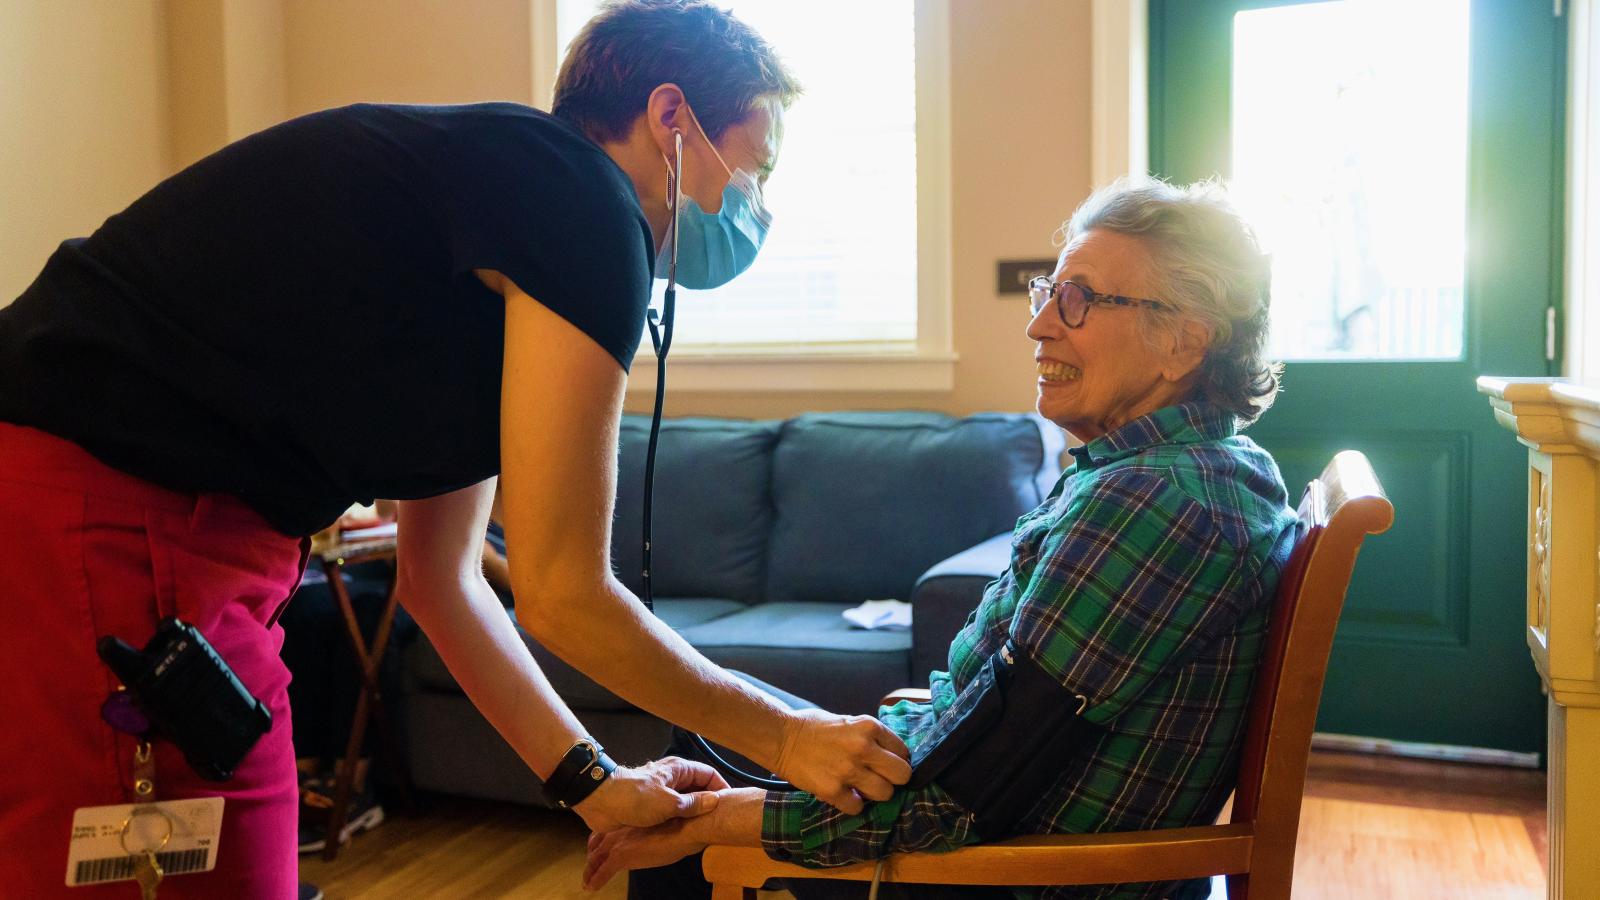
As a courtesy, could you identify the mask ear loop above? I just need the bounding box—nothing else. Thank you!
[640,127,795,792]
[666,130,682,300]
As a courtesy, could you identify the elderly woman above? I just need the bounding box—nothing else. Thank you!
[587,179,1300,900]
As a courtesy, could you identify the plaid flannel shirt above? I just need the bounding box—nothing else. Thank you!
[761,402,1299,900]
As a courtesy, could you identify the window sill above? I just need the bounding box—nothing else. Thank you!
[623,348,959,393]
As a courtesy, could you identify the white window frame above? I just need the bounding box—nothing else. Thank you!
[1090,0,1149,188]
[530,0,955,392]
[1566,0,1600,381]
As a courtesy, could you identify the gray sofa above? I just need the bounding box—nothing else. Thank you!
[399,410,1064,806]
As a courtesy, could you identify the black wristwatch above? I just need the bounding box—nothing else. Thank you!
[546,738,618,809]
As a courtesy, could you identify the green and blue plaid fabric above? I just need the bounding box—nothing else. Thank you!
[762,402,1299,900]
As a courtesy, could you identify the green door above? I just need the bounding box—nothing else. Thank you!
[1150,0,1564,753]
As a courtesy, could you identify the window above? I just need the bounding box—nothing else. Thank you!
[1231,0,1470,361]
[543,0,954,391]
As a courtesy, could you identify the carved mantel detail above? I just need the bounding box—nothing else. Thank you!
[1535,473,1551,634]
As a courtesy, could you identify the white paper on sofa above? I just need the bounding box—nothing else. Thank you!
[842,599,912,631]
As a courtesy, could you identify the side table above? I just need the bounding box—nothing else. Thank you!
[314,535,409,861]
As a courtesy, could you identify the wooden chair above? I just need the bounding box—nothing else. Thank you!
[702,450,1394,900]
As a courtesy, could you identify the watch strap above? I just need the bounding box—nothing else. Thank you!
[548,739,617,809]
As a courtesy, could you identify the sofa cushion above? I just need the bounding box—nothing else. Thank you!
[765,412,1059,605]
[676,603,912,715]
[406,598,746,711]
[612,416,781,603]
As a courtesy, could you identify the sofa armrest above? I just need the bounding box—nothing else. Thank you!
[915,532,1013,584]
[880,687,933,707]
[906,532,1010,687]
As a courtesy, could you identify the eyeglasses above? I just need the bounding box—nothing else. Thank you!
[1027,276,1168,328]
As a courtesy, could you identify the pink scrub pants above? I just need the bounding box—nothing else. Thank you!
[0,422,305,898]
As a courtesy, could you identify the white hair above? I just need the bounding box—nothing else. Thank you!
[1061,177,1280,426]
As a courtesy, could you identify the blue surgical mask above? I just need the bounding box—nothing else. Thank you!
[656,108,773,290]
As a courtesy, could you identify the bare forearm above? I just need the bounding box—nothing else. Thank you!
[497,288,910,813]
[684,788,766,847]
[518,578,791,769]
[402,573,582,779]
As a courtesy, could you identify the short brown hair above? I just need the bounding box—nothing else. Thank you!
[552,0,801,144]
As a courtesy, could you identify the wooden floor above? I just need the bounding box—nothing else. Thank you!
[299,750,1547,899]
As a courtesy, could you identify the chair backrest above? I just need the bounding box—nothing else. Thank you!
[1226,450,1394,894]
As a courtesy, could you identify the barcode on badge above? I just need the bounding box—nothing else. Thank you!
[73,848,210,885]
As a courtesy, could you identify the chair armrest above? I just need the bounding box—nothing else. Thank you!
[906,533,1011,686]
[879,688,932,707]
[702,823,1252,892]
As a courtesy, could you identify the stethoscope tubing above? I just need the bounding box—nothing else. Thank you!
[641,128,795,792]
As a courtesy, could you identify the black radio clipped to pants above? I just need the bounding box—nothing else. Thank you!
[98,617,272,782]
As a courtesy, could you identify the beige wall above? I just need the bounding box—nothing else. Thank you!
[221,0,289,145]
[165,0,230,168]
[165,0,287,168]
[281,0,532,114]
[168,0,531,166]
[5,0,1092,418]
[0,0,172,305]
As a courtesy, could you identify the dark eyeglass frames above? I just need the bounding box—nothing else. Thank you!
[1027,276,1168,328]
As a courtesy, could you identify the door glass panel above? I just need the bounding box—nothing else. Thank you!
[1231,0,1469,361]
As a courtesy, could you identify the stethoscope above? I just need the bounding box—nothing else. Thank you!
[641,129,793,791]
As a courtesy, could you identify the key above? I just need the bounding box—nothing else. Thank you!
[133,850,162,899]
[100,689,152,737]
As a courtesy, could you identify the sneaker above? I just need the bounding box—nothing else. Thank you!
[298,882,325,900]
[298,782,385,854]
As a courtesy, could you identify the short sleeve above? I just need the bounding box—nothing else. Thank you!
[436,109,654,371]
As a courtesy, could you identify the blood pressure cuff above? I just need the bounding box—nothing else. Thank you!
[907,642,1102,838]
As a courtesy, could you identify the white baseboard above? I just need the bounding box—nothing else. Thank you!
[1311,731,1542,769]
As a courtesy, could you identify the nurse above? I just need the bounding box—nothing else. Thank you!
[0,1,912,897]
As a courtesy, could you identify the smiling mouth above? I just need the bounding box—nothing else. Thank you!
[1037,360,1082,382]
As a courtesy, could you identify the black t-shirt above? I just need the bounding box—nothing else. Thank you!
[0,103,653,536]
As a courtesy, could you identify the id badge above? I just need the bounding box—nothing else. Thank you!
[64,798,223,887]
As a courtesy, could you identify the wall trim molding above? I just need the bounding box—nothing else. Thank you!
[1567,0,1597,379]
[1090,0,1149,188]
[529,0,559,110]
[623,349,958,394]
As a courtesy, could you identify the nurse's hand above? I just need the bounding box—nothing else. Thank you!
[572,756,729,833]
[773,708,913,814]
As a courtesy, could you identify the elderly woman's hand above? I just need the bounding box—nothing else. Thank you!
[571,756,729,834]
[581,818,709,892]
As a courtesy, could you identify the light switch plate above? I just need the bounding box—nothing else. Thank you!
[996,258,1057,295]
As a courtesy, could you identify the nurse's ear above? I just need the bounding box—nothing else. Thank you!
[642,82,726,214]
[644,83,690,158]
